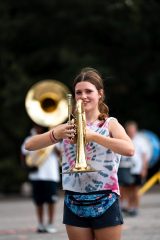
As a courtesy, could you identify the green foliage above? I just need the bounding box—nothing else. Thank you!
[0,0,160,193]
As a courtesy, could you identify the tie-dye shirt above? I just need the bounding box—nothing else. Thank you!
[61,117,121,195]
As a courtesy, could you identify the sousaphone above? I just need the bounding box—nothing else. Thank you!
[25,79,71,167]
[25,79,70,127]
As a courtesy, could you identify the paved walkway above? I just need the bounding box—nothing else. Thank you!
[0,186,160,240]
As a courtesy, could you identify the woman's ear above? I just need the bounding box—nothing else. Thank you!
[99,89,104,99]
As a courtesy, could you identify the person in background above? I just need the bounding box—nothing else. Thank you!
[120,121,148,216]
[118,154,134,214]
[21,124,61,233]
[24,67,134,240]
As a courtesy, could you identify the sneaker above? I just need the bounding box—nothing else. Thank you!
[121,207,129,213]
[37,224,46,233]
[121,208,129,217]
[127,209,138,217]
[45,224,57,233]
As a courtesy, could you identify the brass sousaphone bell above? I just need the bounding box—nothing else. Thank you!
[25,79,71,167]
[25,80,71,127]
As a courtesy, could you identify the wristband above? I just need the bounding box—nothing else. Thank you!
[49,130,59,144]
[51,130,59,141]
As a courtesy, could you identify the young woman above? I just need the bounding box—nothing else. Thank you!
[25,67,134,240]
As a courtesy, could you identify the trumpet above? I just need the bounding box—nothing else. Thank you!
[65,94,96,173]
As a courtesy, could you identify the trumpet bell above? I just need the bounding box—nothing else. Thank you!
[25,80,70,127]
[63,164,97,174]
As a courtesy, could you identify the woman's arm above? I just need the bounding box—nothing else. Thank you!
[25,123,76,151]
[86,119,135,156]
[25,131,54,151]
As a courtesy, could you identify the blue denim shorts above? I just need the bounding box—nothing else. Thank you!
[63,191,123,229]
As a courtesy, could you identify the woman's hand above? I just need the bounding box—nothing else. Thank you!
[54,121,76,142]
[85,127,96,143]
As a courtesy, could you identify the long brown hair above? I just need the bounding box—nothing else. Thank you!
[73,67,109,120]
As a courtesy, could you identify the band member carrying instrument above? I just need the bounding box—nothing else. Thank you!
[21,124,61,233]
[22,80,70,233]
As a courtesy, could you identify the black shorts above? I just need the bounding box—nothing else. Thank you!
[131,174,143,186]
[63,197,123,229]
[31,180,58,205]
[118,168,134,186]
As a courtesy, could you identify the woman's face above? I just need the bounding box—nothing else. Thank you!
[75,81,101,112]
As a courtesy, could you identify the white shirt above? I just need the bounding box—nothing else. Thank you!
[21,137,60,182]
[130,135,146,174]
